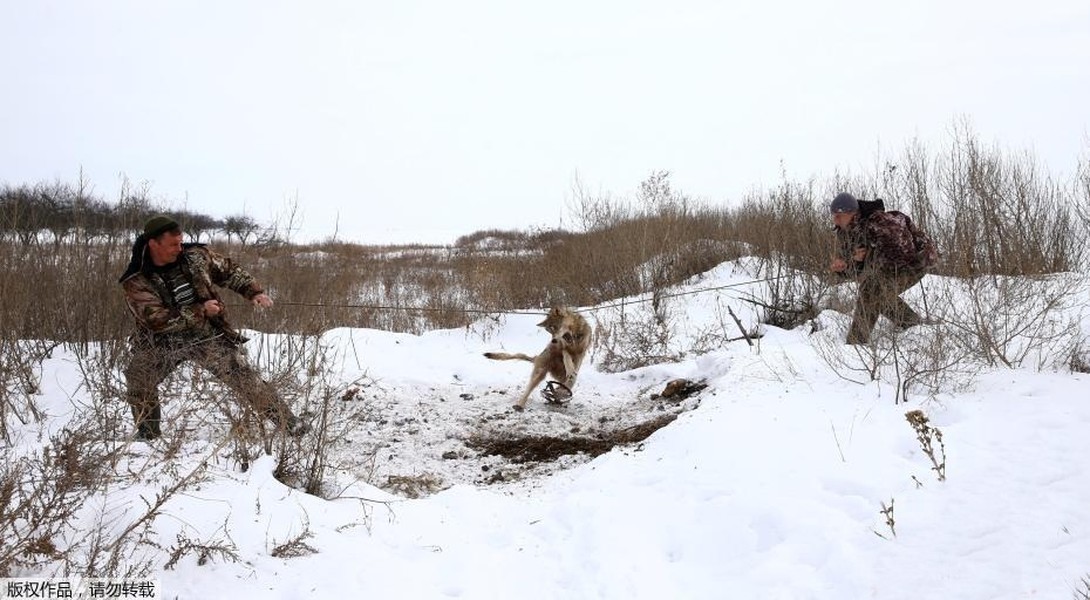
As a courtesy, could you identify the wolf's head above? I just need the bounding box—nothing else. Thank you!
[538,307,582,347]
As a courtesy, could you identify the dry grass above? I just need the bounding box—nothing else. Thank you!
[1,125,1088,576]
[0,425,112,576]
[164,531,241,569]
[905,410,947,482]
[3,127,1088,345]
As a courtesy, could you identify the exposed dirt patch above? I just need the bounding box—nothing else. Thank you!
[465,413,678,462]
[328,378,709,496]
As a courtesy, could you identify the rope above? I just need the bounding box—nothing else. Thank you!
[271,301,539,316]
[251,275,787,317]
[580,275,791,313]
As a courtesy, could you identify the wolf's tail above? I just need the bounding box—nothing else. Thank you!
[483,352,535,362]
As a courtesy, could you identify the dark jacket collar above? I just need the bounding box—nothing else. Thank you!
[118,236,205,283]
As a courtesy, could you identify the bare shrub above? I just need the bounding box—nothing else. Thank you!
[1070,340,1090,374]
[595,299,677,373]
[0,417,187,579]
[812,325,896,385]
[237,240,480,335]
[931,120,1079,276]
[269,526,318,559]
[86,440,226,577]
[812,279,979,402]
[905,409,946,482]
[936,274,1084,369]
[1075,154,1090,272]
[535,171,746,306]
[0,340,55,441]
[874,498,896,540]
[1,339,253,579]
[683,302,761,354]
[0,426,111,576]
[164,530,241,569]
[216,333,380,498]
[724,177,829,273]
[888,321,979,404]
[69,340,132,441]
[819,325,969,406]
[1075,575,1090,600]
[3,125,1086,346]
[0,232,140,345]
[740,256,826,330]
[821,276,978,404]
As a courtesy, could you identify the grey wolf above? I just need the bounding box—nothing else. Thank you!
[484,307,592,410]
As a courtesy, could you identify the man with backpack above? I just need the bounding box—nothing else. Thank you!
[829,192,938,345]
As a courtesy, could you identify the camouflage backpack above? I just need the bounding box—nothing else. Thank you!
[904,214,939,269]
[867,198,939,270]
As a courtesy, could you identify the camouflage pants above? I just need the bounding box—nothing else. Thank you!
[123,335,294,438]
[847,270,925,344]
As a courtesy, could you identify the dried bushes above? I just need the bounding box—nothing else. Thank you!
[5,125,1086,347]
[0,419,168,578]
[905,409,946,482]
[0,340,53,442]
[0,426,110,576]
[0,124,1087,583]
[1075,575,1090,600]
[812,271,1085,403]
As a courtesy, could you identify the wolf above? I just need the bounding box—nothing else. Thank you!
[484,307,592,411]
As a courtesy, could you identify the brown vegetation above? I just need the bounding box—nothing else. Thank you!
[3,126,1088,345]
[1,125,1088,576]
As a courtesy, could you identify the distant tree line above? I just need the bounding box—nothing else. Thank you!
[0,181,265,244]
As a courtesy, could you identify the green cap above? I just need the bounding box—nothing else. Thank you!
[143,215,180,238]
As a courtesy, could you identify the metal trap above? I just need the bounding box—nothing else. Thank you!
[540,380,573,404]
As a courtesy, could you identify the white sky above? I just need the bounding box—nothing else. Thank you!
[2,0,1088,244]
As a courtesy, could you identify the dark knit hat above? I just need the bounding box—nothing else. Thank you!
[830,192,859,214]
[143,215,180,238]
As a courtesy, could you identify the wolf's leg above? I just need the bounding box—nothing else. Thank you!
[515,363,549,410]
[563,350,586,389]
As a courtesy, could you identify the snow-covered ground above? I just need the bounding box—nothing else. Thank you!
[6,260,1090,599]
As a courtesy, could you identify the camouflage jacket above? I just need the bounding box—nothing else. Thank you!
[119,243,263,345]
[835,211,932,275]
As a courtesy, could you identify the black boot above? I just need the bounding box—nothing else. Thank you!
[133,404,162,441]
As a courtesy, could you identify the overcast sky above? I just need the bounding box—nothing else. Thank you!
[2,1,1088,244]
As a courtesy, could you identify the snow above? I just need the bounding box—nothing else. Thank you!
[6,260,1090,599]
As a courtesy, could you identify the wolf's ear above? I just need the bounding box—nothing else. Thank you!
[537,307,560,327]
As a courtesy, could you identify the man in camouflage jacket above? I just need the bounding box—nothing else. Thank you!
[119,216,308,440]
[829,192,935,345]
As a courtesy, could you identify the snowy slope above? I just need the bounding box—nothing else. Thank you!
[7,261,1090,599]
